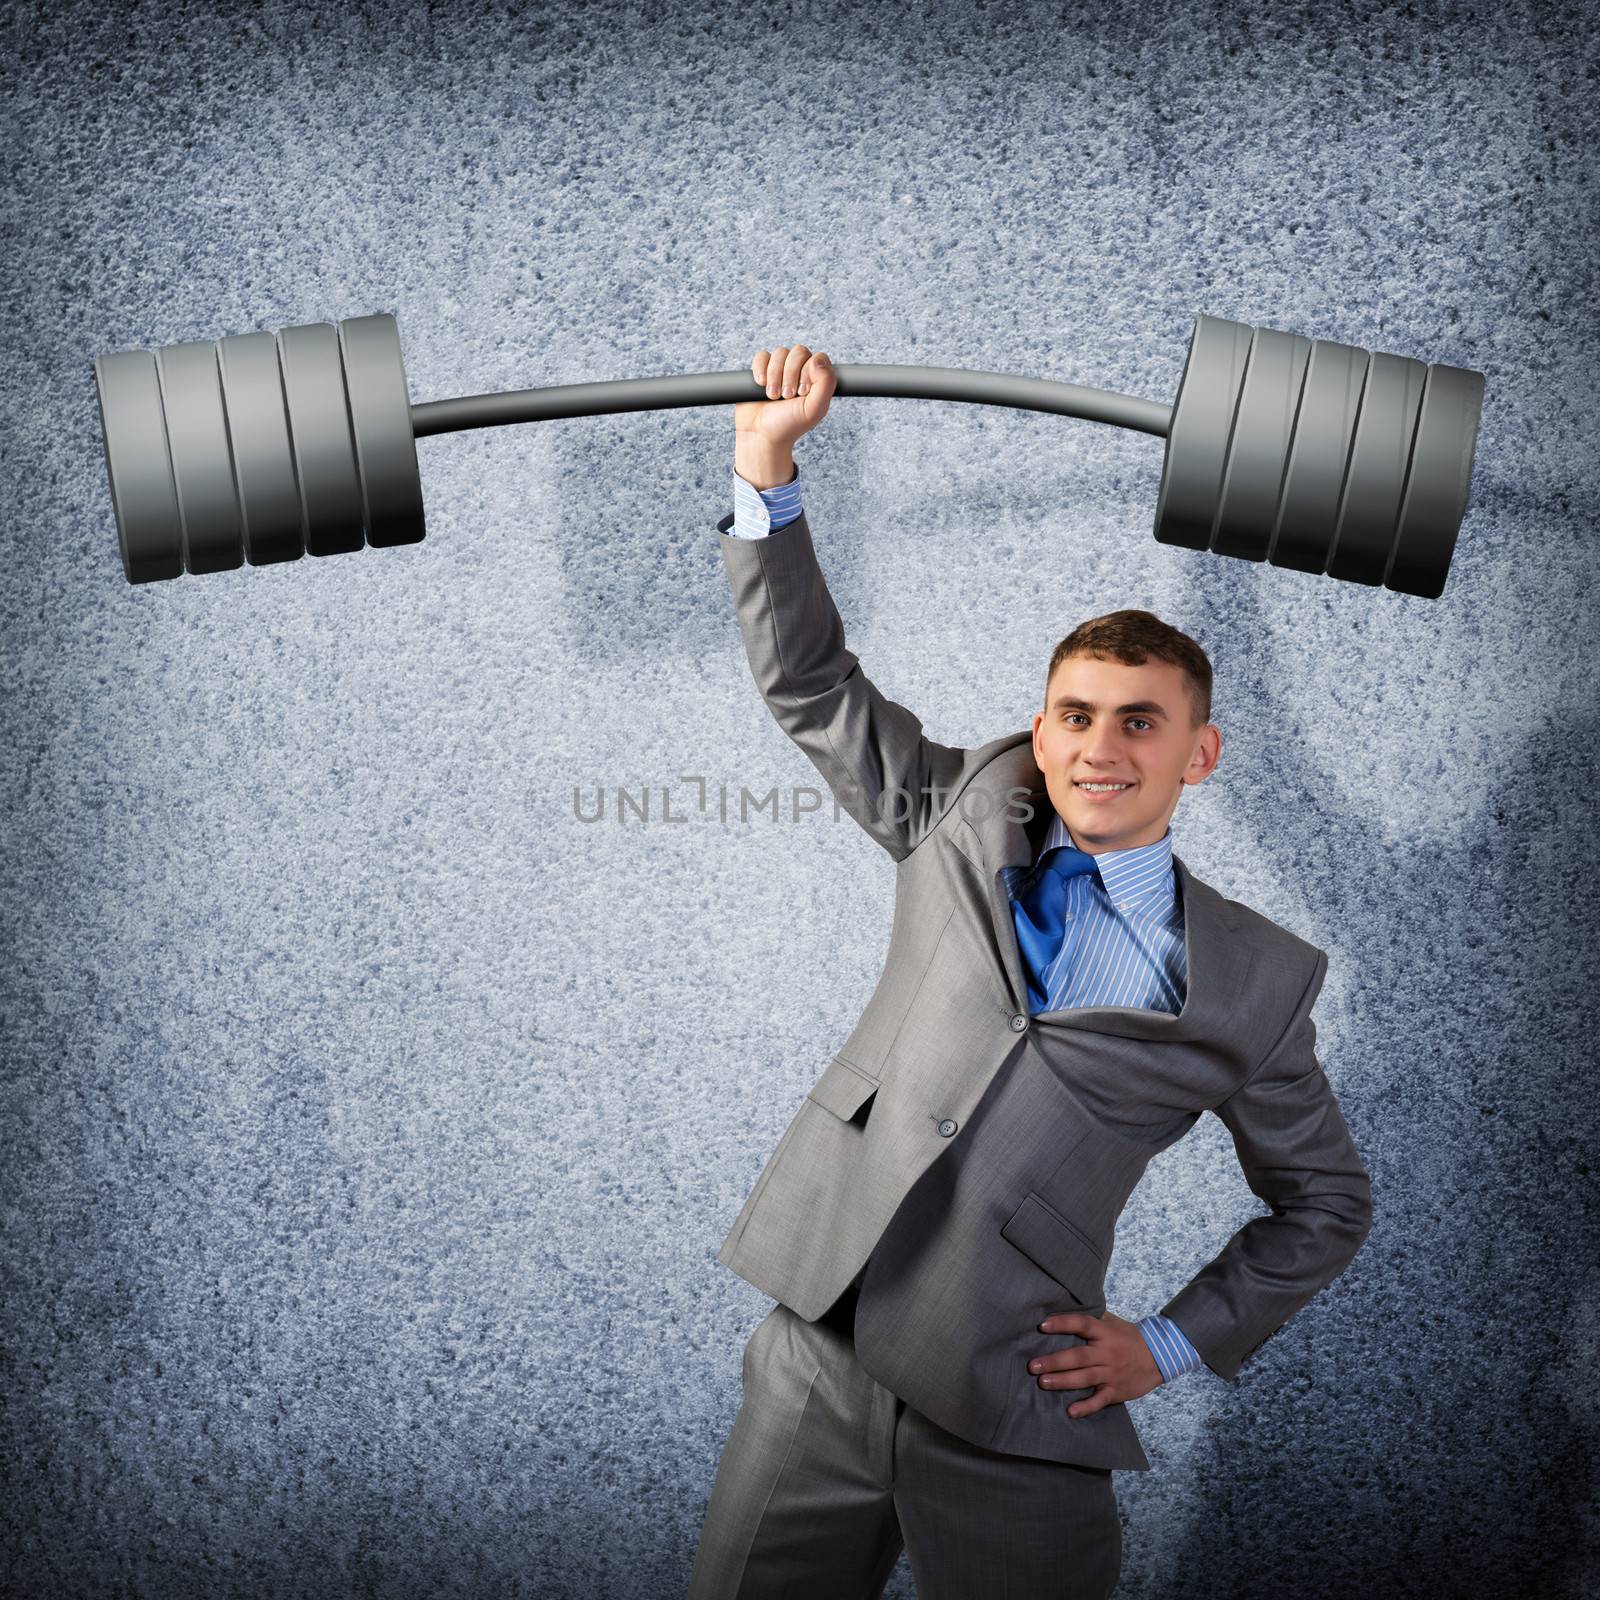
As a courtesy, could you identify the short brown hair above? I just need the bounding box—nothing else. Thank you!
[1044,609,1213,729]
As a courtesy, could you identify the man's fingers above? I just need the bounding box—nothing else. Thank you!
[1030,1348,1100,1377]
[758,343,805,398]
[1040,1313,1098,1334]
[1066,1387,1118,1418]
[1037,1363,1108,1391]
[781,345,810,397]
[799,352,832,397]
[764,346,789,398]
[749,343,835,400]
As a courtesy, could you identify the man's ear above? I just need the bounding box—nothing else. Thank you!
[1186,723,1222,783]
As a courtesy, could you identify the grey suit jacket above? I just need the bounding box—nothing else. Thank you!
[712,508,1373,1472]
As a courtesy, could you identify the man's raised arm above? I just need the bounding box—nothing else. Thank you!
[718,343,1003,862]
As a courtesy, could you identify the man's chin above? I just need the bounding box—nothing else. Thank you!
[1065,808,1154,851]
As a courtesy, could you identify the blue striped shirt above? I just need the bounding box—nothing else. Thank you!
[998,812,1187,1018]
[731,462,805,537]
[729,464,1208,1384]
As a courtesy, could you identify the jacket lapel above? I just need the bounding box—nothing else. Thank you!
[968,737,1247,1042]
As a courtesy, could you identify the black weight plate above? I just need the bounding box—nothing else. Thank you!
[93,348,183,585]
[1152,314,1254,551]
[277,321,366,559]
[338,313,425,548]
[1269,339,1368,575]
[216,331,306,568]
[1211,326,1312,561]
[1327,350,1427,586]
[1384,363,1485,599]
[154,339,244,577]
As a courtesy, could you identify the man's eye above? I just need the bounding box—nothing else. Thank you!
[1062,713,1151,730]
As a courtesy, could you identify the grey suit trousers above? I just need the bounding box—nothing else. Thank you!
[687,1275,1122,1599]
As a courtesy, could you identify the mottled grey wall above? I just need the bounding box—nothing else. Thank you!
[3,0,1596,1595]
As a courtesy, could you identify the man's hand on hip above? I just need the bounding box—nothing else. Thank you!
[1027,1310,1165,1418]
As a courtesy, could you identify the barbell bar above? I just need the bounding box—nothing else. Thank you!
[92,311,1484,598]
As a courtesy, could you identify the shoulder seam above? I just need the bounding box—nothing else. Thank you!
[905,729,1034,859]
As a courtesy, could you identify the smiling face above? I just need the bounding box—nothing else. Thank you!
[1031,651,1222,856]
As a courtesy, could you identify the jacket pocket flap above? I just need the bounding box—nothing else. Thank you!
[1001,1192,1107,1307]
[806,1055,879,1122]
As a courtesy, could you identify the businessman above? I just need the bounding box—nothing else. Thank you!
[687,343,1373,1599]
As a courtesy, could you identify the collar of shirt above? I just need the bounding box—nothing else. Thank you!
[1033,809,1178,918]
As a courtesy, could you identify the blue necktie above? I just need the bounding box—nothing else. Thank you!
[1012,844,1100,1012]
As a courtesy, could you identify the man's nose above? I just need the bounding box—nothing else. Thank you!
[1081,733,1126,763]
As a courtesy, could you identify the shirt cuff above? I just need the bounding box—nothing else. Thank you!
[1138,1313,1205,1382]
[729,463,803,538]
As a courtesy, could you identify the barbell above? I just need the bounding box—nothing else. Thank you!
[92,311,1484,598]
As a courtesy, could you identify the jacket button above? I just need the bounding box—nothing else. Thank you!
[1011,1013,1028,1032]
[937,1118,958,1137]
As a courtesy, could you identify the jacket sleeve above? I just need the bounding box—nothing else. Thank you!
[1157,948,1373,1383]
[717,507,999,862]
